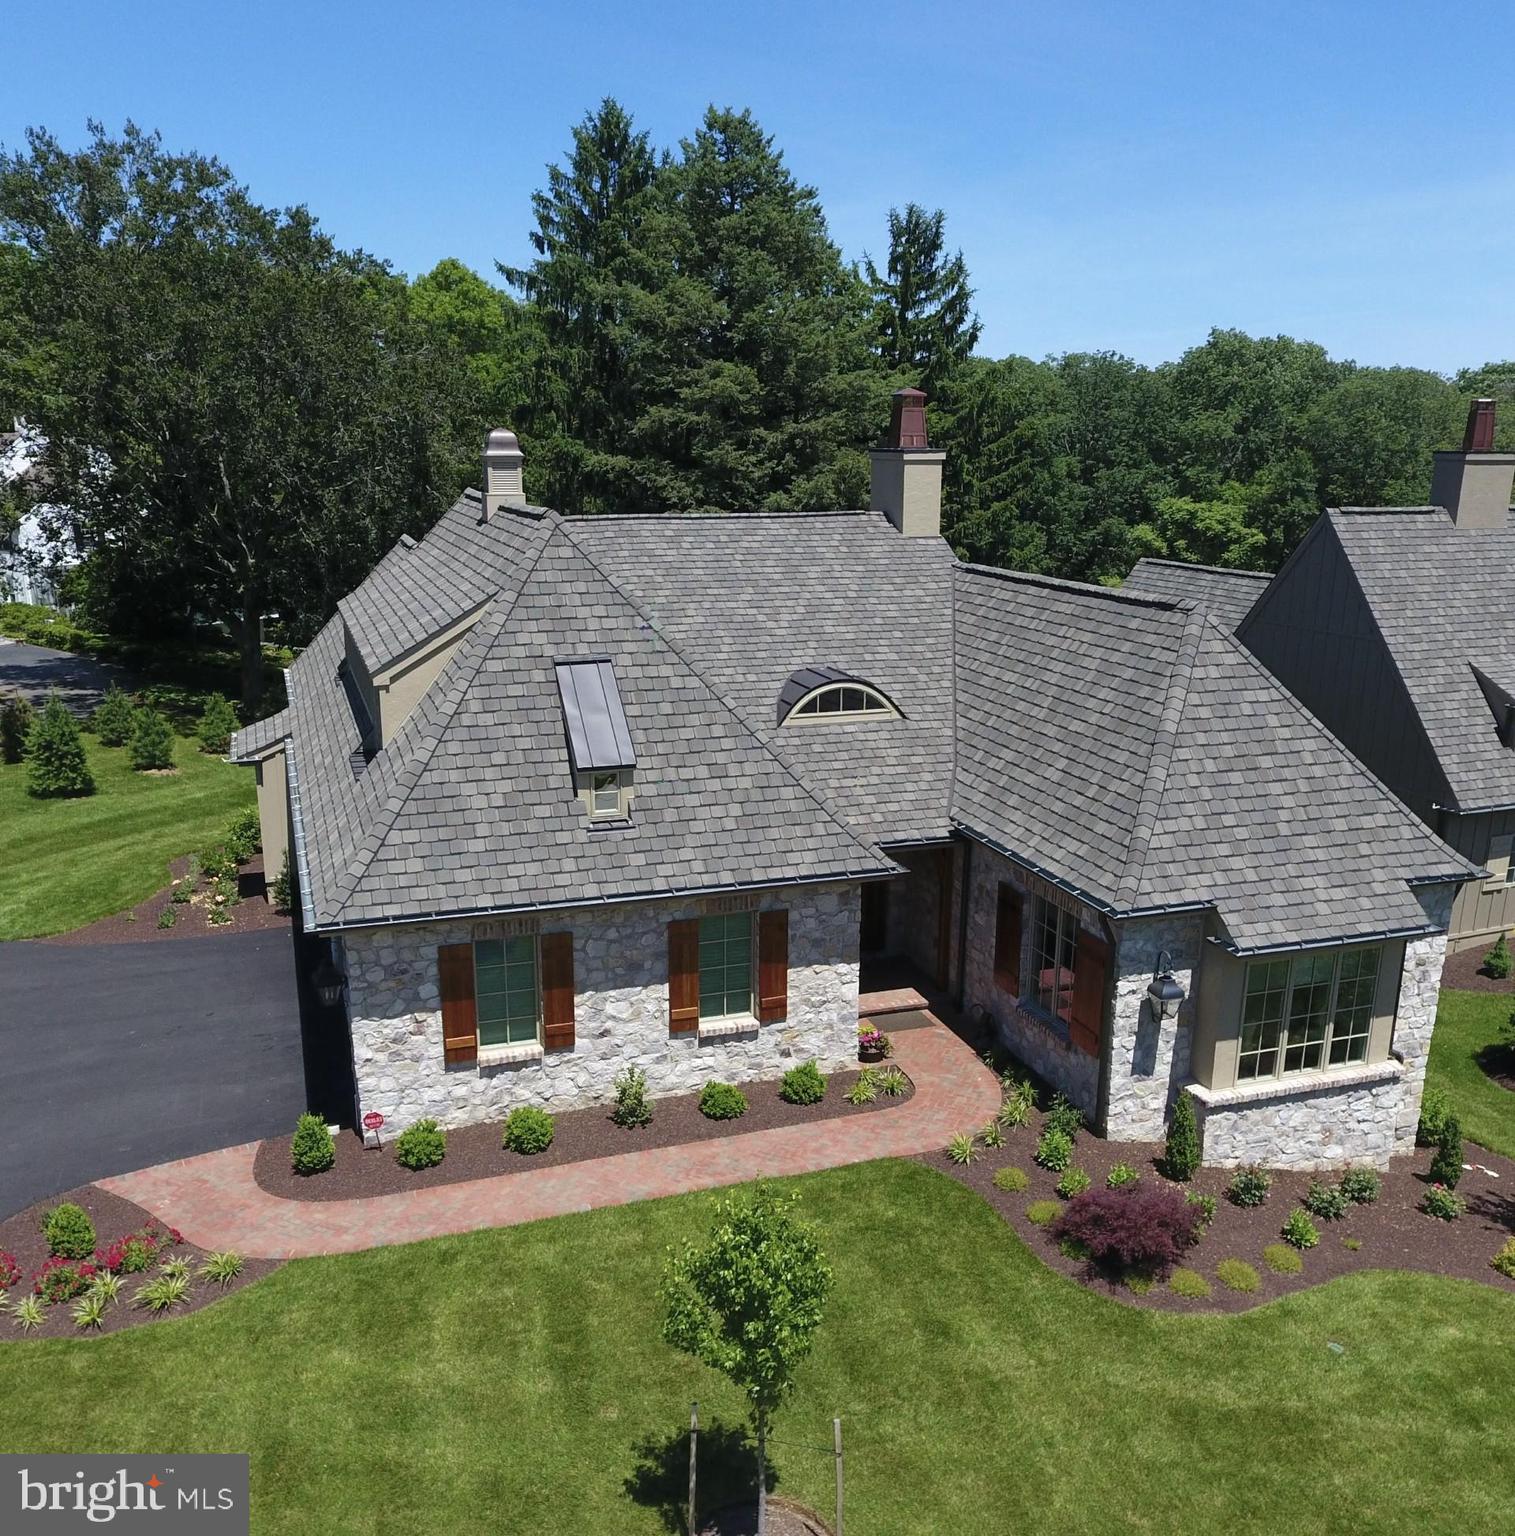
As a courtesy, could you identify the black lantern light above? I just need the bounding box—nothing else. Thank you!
[312,947,346,1009]
[1146,950,1186,1020]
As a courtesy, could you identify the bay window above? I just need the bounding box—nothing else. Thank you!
[1238,946,1382,1082]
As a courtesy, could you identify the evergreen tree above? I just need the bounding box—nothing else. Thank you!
[128,706,175,771]
[25,694,93,797]
[1162,1089,1201,1182]
[196,693,240,755]
[1,691,34,763]
[1429,1111,1464,1190]
[90,682,136,746]
[864,203,981,396]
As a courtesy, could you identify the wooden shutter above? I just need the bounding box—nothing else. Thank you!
[993,883,1022,995]
[438,942,478,1066]
[668,918,700,1033]
[540,931,575,1052]
[757,908,789,1023]
[1070,928,1111,1057]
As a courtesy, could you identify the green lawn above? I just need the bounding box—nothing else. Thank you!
[1,1161,1509,1535]
[0,735,255,939]
[1427,989,1515,1158]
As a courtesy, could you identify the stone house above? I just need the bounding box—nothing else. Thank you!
[235,393,1478,1170]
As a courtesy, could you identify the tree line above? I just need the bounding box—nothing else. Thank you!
[1,106,1509,707]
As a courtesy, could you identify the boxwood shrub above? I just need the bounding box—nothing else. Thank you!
[503,1106,555,1155]
[395,1119,447,1170]
[291,1113,335,1175]
[779,1060,826,1105]
[699,1081,748,1121]
[43,1203,97,1260]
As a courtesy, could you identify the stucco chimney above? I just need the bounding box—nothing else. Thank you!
[483,427,526,518]
[1430,399,1514,530]
[869,387,946,538]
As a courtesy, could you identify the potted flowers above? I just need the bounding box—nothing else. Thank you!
[857,1023,890,1063]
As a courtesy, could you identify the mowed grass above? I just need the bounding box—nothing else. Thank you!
[0,1161,1509,1535]
[0,734,254,939]
[1427,989,1515,1158]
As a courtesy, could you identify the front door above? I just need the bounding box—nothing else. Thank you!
[860,882,889,954]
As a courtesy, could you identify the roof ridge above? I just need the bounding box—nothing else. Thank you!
[955,562,1193,611]
[558,520,892,868]
[561,508,872,523]
[1115,603,1207,907]
[1329,505,1451,518]
[1130,557,1271,579]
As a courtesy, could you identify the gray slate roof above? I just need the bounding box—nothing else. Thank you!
[230,708,291,762]
[1122,558,1272,630]
[1324,507,1515,811]
[952,567,1475,948]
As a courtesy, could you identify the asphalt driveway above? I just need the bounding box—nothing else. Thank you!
[0,928,317,1219]
[0,636,126,715]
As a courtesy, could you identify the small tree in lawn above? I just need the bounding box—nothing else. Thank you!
[1483,933,1512,981]
[25,695,93,797]
[197,693,239,755]
[90,682,136,747]
[128,706,175,771]
[0,691,34,763]
[662,1184,833,1536]
[1162,1089,1201,1182]
[1429,1110,1464,1189]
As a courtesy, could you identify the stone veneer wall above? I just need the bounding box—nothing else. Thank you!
[1106,913,1204,1141]
[882,845,962,986]
[1390,889,1453,1149]
[962,843,1101,1119]
[341,881,861,1134]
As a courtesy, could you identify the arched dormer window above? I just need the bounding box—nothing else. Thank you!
[777,666,900,726]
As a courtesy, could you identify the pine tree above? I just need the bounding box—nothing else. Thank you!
[1429,1111,1464,1190]
[25,694,93,797]
[128,706,175,771]
[1163,1089,1201,1182]
[1,691,34,763]
[90,682,136,747]
[197,693,240,754]
[864,203,981,396]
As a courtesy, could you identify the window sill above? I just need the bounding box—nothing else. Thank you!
[477,1040,545,1068]
[1011,999,1072,1046]
[697,1015,761,1041]
[1187,1058,1403,1109]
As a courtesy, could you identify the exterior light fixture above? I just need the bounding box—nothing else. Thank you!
[312,947,346,1009]
[1146,951,1186,1020]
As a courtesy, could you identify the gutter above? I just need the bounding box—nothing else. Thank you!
[1206,923,1442,959]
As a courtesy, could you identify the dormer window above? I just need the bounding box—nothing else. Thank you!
[776,666,900,726]
[555,657,636,823]
[591,771,625,819]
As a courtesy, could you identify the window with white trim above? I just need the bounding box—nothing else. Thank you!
[698,912,753,1020]
[474,936,540,1047]
[1485,833,1515,891]
[590,771,623,819]
[1029,896,1076,1024]
[788,683,895,720]
[1237,946,1382,1081]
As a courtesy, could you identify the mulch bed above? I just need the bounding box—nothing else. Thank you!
[1440,946,1515,994]
[921,1102,1515,1314]
[254,1065,915,1202]
[0,1184,278,1343]
[1481,1048,1515,1094]
[40,854,290,945]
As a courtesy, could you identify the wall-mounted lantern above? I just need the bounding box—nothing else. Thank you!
[312,946,347,1009]
[1146,951,1186,1020]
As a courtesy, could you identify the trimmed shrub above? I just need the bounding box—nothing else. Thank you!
[1044,1093,1083,1140]
[290,1112,336,1175]
[1050,1186,1199,1279]
[225,807,261,863]
[1339,1166,1381,1205]
[33,1256,97,1305]
[1264,1242,1304,1274]
[992,1166,1030,1193]
[1162,1089,1201,1181]
[1422,1183,1465,1221]
[1215,1258,1260,1293]
[0,691,34,762]
[395,1119,447,1170]
[1107,1162,1140,1189]
[1281,1209,1319,1250]
[1302,1179,1349,1221]
[1168,1267,1212,1299]
[1186,1191,1218,1231]
[25,696,93,797]
[1034,1127,1074,1173]
[1227,1164,1272,1207]
[1056,1167,1092,1199]
[1491,1237,1515,1279]
[127,706,175,771]
[197,693,240,754]
[43,1203,96,1260]
[1026,1200,1061,1227]
[1417,1083,1452,1146]
[699,1081,748,1121]
[611,1066,653,1128]
[90,683,136,746]
[1482,932,1512,980]
[270,850,293,912]
[946,1132,979,1166]
[779,1060,826,1106]
[503,1106,555,1155]
[1429,1111,1464,1189]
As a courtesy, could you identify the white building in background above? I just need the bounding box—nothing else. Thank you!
[1,426,77,608]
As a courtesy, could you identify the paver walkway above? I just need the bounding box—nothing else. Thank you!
[101,1013,1000,1259]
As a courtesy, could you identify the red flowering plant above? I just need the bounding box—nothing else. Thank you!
[95,1218,183,1274]
[856,1024,891,1058]
[33,1255,98,1305]
[0,1249,20,1289]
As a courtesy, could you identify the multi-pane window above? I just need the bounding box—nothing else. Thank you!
[591,771,623,818]
[791,684,893,719]
[1030,897,1077,1024]
[1238,946,1382,1081]
[475,936,539,1047]
[698,913,753,1020]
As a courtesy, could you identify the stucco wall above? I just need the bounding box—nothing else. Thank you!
[341,881,861,1133]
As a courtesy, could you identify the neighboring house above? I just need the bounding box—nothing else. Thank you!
[1122,558,1272,630]
[0,427,77,608]
[1229,399,1515,954]
[235,393,1478,1170]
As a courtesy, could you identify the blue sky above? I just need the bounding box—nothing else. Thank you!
[7,1,1513,372]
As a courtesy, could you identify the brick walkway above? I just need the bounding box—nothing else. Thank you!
[99,1014,1000,1259]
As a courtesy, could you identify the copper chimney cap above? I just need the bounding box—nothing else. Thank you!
[1463,398,1497,453]
[882,387,929,450]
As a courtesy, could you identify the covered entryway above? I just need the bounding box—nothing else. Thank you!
[858,842,961,1012]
